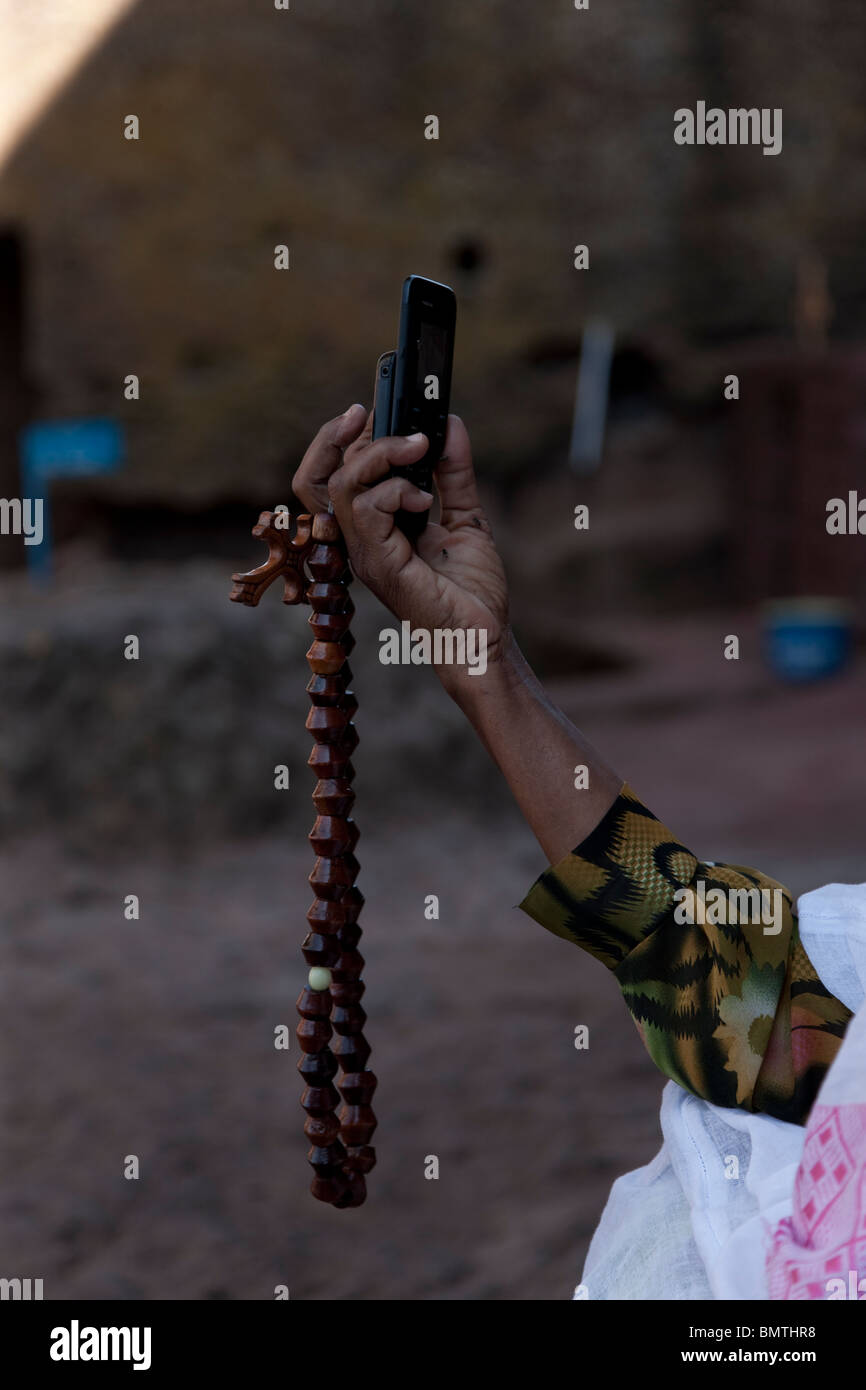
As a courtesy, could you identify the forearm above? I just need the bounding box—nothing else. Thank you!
[440,628,623,864]
[443,632,852,1127]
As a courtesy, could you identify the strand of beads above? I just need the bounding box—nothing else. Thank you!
[295,512,377,1208]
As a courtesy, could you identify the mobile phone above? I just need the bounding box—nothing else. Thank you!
[372,350,396,442]
[388,274,456,540]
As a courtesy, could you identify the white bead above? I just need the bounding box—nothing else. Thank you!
[308,966,332,992]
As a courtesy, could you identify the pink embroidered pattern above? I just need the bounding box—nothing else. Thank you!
[767,1104,866,1299]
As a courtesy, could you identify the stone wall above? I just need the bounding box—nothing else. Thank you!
[2,0,864,505]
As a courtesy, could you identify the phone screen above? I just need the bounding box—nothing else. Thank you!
[416,320,449,397]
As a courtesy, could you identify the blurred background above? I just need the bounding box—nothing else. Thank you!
[2,0,866,1299]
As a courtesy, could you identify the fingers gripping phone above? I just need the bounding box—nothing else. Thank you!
[372,275,456,541]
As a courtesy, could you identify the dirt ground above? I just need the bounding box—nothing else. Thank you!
[3,614,865,1301]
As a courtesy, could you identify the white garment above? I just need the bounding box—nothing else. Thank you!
[576,882,866,1301]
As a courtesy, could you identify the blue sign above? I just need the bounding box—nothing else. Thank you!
[19,418,125,581]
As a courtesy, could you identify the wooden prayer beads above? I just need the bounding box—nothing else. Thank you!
[231,509,377,1207]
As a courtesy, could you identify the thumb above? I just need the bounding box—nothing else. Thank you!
[434,415,483,527]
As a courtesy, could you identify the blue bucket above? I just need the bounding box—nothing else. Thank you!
[762,599,854,683]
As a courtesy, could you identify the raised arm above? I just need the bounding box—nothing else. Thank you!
[291,407,851,1124]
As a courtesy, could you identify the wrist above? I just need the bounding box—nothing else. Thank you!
[437,625,528,710]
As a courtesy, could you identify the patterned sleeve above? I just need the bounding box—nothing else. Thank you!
[518,784,851,1125]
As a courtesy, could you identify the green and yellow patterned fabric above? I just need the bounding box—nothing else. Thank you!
[519,784,851,1125]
